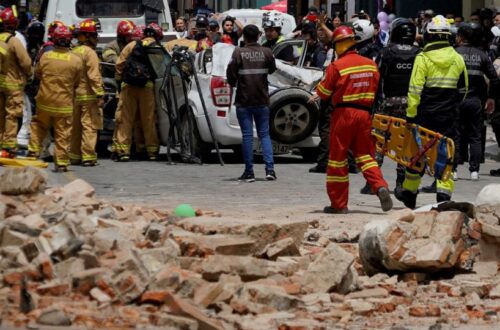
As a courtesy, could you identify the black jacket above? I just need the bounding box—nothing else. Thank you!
[378,43,421,98]
[455,44,500,101]
[227,42,276,107]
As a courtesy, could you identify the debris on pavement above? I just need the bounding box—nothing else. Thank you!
[0,167,500,329]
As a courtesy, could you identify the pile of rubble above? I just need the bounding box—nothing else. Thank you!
[1,167,500,329]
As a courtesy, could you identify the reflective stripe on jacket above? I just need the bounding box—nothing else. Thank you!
[316,50,379,109]
[35,48,83,115]
[407,41,468,119]
[0,32,32,91]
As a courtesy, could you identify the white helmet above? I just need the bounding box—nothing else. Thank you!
[263,11,283,29]
[352,19,375,42]
[491,25,500,37]
[425,15,451,35]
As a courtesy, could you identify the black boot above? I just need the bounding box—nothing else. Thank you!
[420,180,436,193]
[394,186,417,209]
[395,166,405,189]
[309,165,326,173]
[377,187,393,212]
[436,192,451,203]
[360,183,374,195]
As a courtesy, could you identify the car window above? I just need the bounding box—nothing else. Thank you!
[76,0,144,18]
[273,40,307,68]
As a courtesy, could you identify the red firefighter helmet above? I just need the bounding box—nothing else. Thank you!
[332,25,355,43]
[144,23,163,41]
[52,25,73,47]
[0,7,19,31]
[130,26,144,41]
[332,25,357,56]
[48,20,64,40]
[117,20,135,38]
[79,18,100,35]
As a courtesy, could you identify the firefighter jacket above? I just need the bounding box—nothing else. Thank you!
[316,50,380,110]
[35,48,83,115]
[72,44,104,103]
[102,40,123,64]
[455,44,500,101]
[378,43,421,98]
[226,42,277,107]
[0,32,32,92]
[407,41,468,120]
[115,37,157,87]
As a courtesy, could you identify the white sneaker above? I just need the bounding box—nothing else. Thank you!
[452,171,458,181]
[470,171,479,181]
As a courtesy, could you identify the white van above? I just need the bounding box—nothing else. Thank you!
[38,0,174,45]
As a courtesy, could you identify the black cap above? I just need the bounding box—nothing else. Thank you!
[196,15,209,28]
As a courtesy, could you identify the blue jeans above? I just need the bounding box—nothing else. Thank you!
[236,106,274,172]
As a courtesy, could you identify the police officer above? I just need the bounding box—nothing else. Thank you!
[454,23,498,180]
[0,7,32,157]
[226,24,277,182]
[360,18,421,194]
[315,25,393,214]
[28,25,83,172]
[70,19,104,167]
[490,33,500,177]
[113,23,161,162]
[395,15,468,209]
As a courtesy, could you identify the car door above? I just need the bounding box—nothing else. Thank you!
[269,39,324,91]
[145,46,187,146]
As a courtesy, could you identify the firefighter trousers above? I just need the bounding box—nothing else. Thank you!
[0,90,24,150]
[112,94,145,154]
[28,111,72,167]
[70,101,103,164]
[327,107,388,209]
[113,85,158,156]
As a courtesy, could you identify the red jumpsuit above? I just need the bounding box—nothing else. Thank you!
[316,50,388,210]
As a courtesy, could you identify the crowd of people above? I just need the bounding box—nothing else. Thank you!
[0,4,500,212]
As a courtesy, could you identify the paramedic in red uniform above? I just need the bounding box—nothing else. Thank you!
[315,26,393,214]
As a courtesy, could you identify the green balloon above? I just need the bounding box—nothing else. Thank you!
[174,204,196,217]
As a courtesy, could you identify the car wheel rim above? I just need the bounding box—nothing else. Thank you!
[273,103,310,137]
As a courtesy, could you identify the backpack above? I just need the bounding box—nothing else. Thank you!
[122,41,154,87]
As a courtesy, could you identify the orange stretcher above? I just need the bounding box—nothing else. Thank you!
[372,114,455,181]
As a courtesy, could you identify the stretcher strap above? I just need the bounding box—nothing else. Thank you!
[434,138,449,180]
[409,126,438,171]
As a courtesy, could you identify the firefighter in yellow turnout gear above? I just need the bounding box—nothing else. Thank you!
[394,15,468,209]
[0,7,32,156]
[112,23,161,162]
[28,25,83,172]
[70,19,104,166]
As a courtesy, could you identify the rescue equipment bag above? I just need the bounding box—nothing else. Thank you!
[122,41,153,87]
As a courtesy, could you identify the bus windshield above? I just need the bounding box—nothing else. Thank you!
[76,0,144,18]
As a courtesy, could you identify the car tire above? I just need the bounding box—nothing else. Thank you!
[269,88,319,144]
[181,107,212,162]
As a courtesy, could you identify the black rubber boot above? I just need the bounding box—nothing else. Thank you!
[394,186,417,209]
[436,192,451,203]
[360,183,374,195]
[420,180,436,194]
